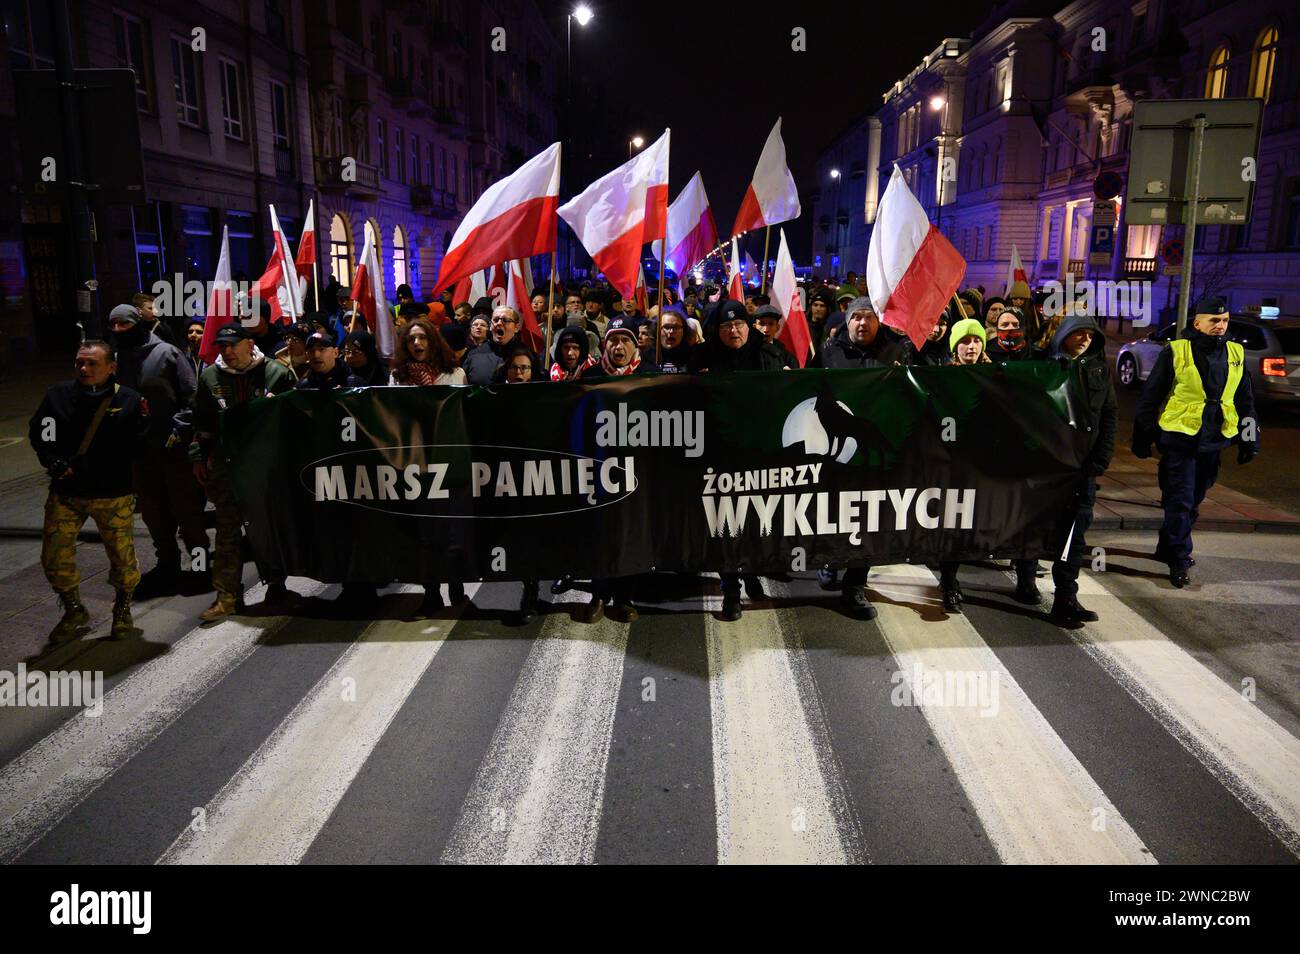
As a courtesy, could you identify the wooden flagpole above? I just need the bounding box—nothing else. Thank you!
[760,225,771,295]
[546,251,556,365]
[656,239,667,365]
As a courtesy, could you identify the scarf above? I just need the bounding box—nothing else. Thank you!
[551,360,585,381]
[395,361,440,386]
[600,348,641,377]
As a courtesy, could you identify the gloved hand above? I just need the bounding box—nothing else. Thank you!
[1237,442,1258,466]
[1132,442,1152,460]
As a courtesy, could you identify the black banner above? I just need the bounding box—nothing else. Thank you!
[223,365,1088,582]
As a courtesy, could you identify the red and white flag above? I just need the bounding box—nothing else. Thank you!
[727,238,745,302]
[772,228,812,367]
[433,142,561,296]
[295,199,316,283]
[559,129,670,299]
[1004,242,1028,297]
[505,259,545,353]
[653,171,717,278]
[731,117,801,237]
[488,263,508,303]
[198,225,233,364]
[633,262,648,315]
[743,251,759,287]
[866,165,966,349]
[253,205,302,324]
[351,228,395,360]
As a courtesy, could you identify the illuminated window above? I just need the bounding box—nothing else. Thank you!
[1205,44,1229,99]
[392,225,408,290]
[1249,26,1278,102]
[329,213,352,285]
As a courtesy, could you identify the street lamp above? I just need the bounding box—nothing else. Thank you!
[566,6,594,279]
[629,135,644,158]
[929,95,946,111]
[830,169,842,279]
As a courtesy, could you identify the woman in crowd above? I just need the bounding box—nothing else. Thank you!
[342,329,391,386]
[391,318,466,386]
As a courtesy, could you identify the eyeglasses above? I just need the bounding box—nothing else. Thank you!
[719,319,747,331]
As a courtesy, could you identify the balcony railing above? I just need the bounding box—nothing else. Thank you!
[1067,259,1086,277]
[1123,256,1157,278]
[274,146,292,178]
[315,156,381,196]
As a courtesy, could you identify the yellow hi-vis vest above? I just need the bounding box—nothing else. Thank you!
[1157,338,1244,438]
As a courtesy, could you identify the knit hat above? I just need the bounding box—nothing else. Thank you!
[835,285,857,303]
[108,304,142,326]
[949,317,987,352]
[439,322,468,351]
[1008,280,1031,300]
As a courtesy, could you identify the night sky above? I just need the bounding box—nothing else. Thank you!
[537,1,991,263]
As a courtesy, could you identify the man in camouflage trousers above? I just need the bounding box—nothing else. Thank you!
[28,340,149,641]
[190,323,295,622]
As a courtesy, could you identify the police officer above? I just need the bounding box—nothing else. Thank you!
[28,340,149,641]
[1133,295,1258,588]
[190,323,296,621]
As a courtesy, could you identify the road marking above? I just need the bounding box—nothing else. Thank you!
[0,581,325,863]
[1062,570,1300,856]
[869,564,1155,864]
[158,585,468,864]
[440,595,629,864]
[705,584,857,864]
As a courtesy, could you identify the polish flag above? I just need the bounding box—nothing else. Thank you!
[452,268,490,305]
[866,165,966,349]
[433,143,561,296]
[1004,243,1028,297]
[198,225,233,364]
[351,228,395,360]
[653,172,717,278]
[295,199,316,283]
[253,205,302,324]
[488,263,508,303]
[559,129,670,299]
[743,251,759,286]
[505,259,544,353]
[731,118,801,237]
[771,228,812,367]
[727,238,745,302]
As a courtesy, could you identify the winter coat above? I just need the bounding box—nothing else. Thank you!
[28,379,148,498]
[191,349,295,459]
[113,329,196,449]
[1049,314,1117,475]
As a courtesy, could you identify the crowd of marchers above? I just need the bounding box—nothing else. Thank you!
[27,271,1257,642]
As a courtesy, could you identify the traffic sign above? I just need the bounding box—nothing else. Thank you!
[1094,171,1124,201]
[1161,238,1184,266]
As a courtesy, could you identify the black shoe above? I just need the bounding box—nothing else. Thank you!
[416,588,444,617]
[611,598,638,622]
[135,565,182,599]
[579,595,604,624]
[550,576,574,595]
[720,597,742,622]
[816,568,839,591]
[839,586,878,620]
[447,581,467,604]
[743,575,766,601]
[518,584,541,623]
[1013,580,1042,605]
[1169,566,1190,588]
[1049,598,1098,626]
[334,584,376,616]
[942,586,963,613]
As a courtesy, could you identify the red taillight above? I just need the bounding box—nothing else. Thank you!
[1262,357,1286,377]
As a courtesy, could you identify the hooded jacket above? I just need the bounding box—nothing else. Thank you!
[29,378,149,498]
[191,347,295,460]
[113,328,196,449]
[1050,313,1117,474]
[687,300,790,374]
[1133,324,1257,455]
[343,330,391,386]
[550,325,591,380]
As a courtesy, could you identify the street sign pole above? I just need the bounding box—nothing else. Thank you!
[1175,115,1207,336]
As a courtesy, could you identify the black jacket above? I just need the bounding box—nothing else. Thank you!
[1050,314,1117,475]
[28,379,149,498]
[900,336,951,366]
[641,341,693,374]
[1134,325,1257,455]
[296,362,354,391]
[820,325,908,369]
[463,337,538,386]
[687,336,789,373]
[986,335,1043,363]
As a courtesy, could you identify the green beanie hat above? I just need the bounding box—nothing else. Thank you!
[949,317,987,352]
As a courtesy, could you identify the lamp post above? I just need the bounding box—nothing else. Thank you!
[930,93,947,232]
[830,168,841,279]
[564,5,593,279]
[628,134,644,158]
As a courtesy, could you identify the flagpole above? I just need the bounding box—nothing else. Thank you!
[546,251,556,365]
[656,241,666,365]
[760,226,771,295]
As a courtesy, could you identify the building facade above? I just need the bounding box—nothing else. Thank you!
[812,0,1299,318]
[0,0,560,358]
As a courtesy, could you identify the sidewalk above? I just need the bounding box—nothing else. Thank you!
[1095,445,1300,532]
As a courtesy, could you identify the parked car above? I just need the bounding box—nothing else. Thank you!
[1115,314,1300,405]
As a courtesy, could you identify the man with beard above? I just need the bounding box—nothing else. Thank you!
[814,296,911,619]
[549,324,592,381]
[184,317,207,376]
[108,303,208,600]
[462,305,532,386]
[689,300,789,620]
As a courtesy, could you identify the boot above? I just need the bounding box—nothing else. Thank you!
[743,575,766,601]
[816,568,839,591]
[611,597,638,623]
[720,596,742,622]
[942,583,963,613]
[517,581,541,623]
[50,588,90,642]
[416,586,444,617]
[110,590,135,639]
[134,563,182,600]
[580,593,605,624]
[839,584,878,620]
[262,581,294,608]
[1169,565,1191,588]
[1049,597,1099,626]
[1013,579,1042,605]
[447,581,467,604]
[200,593,238,623]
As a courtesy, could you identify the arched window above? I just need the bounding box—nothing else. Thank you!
[1249,26,1279,102]
[329,213,352,285]
[392,225,408,291]
[1205,44,1230,98]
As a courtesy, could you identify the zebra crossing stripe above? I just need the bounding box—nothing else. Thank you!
[705,586,858,864]
[0,581,326,863]
[868,564,1155,864]
[157,586,466,864]
[440,597,629,864]
[1065,570,1300,857]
